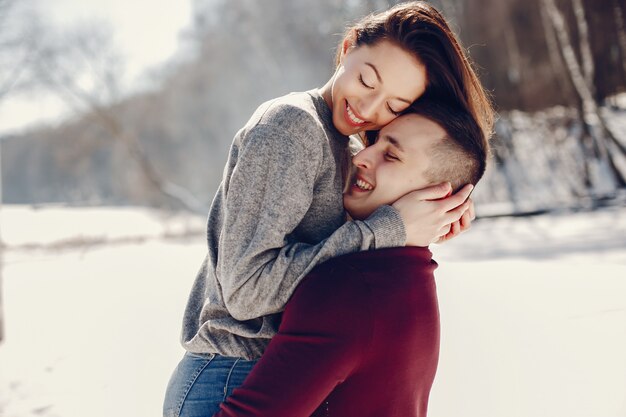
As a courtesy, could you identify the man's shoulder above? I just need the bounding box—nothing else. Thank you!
[314,247,434,276]
[296,258,365,302]
[284,256,374,327]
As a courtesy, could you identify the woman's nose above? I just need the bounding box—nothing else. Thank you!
[357,93,383,122]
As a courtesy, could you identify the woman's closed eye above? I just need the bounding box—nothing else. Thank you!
[387,105,401,116]
[359,74,402,116]
[359,74,373,89]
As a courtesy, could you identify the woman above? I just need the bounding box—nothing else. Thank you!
[163,3,494,417]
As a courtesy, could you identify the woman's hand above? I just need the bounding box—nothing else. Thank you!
[433,197,475,244]
[392,183,474,247]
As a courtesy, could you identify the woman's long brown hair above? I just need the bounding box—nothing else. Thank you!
[337,1,495,146]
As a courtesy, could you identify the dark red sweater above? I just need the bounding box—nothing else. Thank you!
[214,247,440,417]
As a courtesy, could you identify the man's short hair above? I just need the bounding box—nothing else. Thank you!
[407,99,488,192]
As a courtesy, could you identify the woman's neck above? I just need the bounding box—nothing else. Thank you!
[319,77,334,112]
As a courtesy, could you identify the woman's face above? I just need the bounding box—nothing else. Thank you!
[327,39,427,136]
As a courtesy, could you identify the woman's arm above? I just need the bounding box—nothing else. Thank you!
[217,121,404,321]
[217,106,471,321]
[214,268,369,417]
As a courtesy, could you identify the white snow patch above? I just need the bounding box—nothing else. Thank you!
[0,205,205,248]
[0,205,624,417]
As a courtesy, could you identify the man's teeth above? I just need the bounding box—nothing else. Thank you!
[347,105,365,125]
[356,179,373,191]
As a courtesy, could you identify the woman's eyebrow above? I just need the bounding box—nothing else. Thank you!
[365,62,412,104]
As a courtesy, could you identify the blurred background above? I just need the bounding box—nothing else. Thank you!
[1,0,626,212]
[0,0,625,416]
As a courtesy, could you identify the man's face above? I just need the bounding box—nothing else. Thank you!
[343,113,445,220]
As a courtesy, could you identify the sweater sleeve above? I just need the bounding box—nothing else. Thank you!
[213,268,369,417]
[218,121,405,321]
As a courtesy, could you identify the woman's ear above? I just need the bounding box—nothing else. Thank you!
[339,28,358,62]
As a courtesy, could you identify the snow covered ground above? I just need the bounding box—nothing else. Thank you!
[0,204,624,417]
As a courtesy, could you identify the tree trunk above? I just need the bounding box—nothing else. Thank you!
[542,0,626,190]
[539,0,572,105]
[572,0,595,90]
[614,0,626,80]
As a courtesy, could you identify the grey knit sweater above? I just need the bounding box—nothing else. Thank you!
[181,89,406,360]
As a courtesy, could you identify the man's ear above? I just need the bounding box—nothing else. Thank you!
[339,28,358,63]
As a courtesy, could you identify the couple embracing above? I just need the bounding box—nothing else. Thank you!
[164,2,494,416]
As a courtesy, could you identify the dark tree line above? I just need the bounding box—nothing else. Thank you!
[2,0,625,210]
[434,0,626,109]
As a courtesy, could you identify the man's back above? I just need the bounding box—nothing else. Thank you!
[215,246,440,417]
[316,247,440,416]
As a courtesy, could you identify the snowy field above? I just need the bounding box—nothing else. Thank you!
[0,204,625,417]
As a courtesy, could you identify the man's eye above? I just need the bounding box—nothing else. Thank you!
[359,75,373,89]
[385,153,399,161]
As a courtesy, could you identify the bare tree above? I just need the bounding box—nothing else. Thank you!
[539,1,575,120]
[541,0,626,192]
[0,0,34,98]
[0,0,49,343]
[0,0,35,344]
[31,22,205,213]
[572,0,594,89]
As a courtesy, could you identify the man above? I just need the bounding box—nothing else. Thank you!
[214,100,488,417]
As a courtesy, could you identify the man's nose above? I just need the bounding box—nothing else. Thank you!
[353,147,375,169]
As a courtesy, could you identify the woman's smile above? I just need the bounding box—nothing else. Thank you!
[345,101,367,126]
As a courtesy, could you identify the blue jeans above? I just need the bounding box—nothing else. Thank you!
[163,352,258,417]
